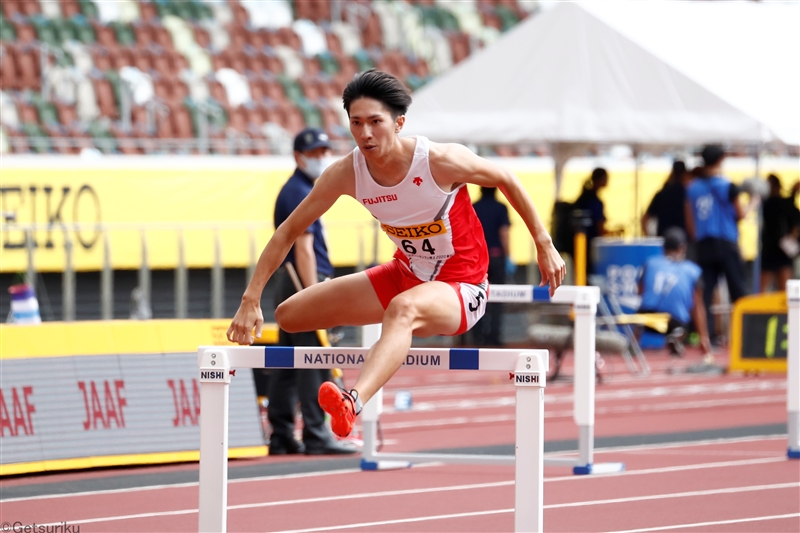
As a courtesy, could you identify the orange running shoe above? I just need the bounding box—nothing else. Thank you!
[318,381,360,438]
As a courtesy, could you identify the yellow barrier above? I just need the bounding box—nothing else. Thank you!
[0,319,279,359]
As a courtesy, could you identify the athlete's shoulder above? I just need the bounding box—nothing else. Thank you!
[428,141,474,161]
[315,152,356,198]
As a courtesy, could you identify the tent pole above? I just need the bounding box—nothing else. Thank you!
[633,145,641,237]
[753,144,763,294]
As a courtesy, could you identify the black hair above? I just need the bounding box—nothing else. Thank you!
[701,145,725,167]
[585,167,608,190]
[342,69,412,119]
[481,186,496,198]
[669,160,686,183]
[663,227,687,252]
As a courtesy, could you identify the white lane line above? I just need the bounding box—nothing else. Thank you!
[384,380,786,411]
[380,395,785,429]
[25,477,798,528]
[550,433,786,456]
[29,481,514,527]
[542,456,788,482]
[545,482,798,508]
[0,468,362,503]
[270,509,514,533]
[605,512,800,533]
[268,483,799,533]
[2,443,786,504]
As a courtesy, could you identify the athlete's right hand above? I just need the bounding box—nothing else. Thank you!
[227,296,264,345]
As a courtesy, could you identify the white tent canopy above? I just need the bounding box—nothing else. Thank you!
[403,1,799,147]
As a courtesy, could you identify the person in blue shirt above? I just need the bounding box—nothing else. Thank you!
[685,145,758,345]
[265,128,358,456]
[471,186,512,346]
[639,227,712,357]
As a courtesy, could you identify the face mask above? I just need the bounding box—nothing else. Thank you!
[302,155,335,179]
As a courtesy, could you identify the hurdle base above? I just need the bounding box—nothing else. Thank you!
[788,449,800,459]
[360,458,413,471]
[572,462,626,475]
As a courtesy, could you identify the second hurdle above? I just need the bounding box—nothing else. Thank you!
[360,284,625,475]
[197,344,549,533]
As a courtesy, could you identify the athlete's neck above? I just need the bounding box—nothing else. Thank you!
[363,136,416,187]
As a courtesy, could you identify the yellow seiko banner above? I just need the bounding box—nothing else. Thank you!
[1,156,797,273]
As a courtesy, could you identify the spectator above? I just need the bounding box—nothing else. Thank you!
[685,145,758,345]
[760,174,800,292]
[471,186,512,346]
[639,228,713,358]
[641,160,691,239]
[264,127,358,456]
[574,167,609,280]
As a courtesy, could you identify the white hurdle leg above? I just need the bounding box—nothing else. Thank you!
[198,349,232,533]
[514,352,546,533]
[788,280,800,459]
[572,289,596,473]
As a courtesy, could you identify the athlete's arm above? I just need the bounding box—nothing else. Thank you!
[429,143,566,295]
[227,156,355,345]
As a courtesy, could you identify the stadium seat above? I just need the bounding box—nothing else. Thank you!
[0,47,19,90]
[2,1,20,19]
[91,75,118,118]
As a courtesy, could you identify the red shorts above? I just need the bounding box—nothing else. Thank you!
[365,259,489,335]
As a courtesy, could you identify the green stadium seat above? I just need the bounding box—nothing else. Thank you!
[105,70,123,112]
[352,49,374,72]
[153,0,175,19]
[277,75,305,107]
[73,18,97,44]
[22,122,49,153]
[192,1,213,21]
[88,120,117,153]
[494,5,520,32]
[29,92,59,127]
[79,0,99,20]
[316,51,340,76]
[52,18,77,45]
[0,18,16,42]
[111,21,136,47]
[30,16,61,48]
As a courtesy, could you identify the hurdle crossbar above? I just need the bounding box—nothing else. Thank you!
[197,345,548,533]
[788,280,800,459]
[361,285,624,475]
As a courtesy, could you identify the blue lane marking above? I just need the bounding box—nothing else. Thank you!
[265,346,294,368]
[449,348,479,370]
[532,286,551,301]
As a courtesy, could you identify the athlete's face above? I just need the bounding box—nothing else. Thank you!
[348,98,404,157]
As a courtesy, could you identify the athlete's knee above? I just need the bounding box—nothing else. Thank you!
[275,300,302,333]
[384,294,418,326]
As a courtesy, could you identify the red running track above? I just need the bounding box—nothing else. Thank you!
[1,350,798,532]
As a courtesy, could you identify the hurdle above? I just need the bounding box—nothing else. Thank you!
[360,285,625,475]
[788,280,800,459]
[197,345,548,533]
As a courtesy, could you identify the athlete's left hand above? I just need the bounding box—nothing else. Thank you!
[536,240,567,297]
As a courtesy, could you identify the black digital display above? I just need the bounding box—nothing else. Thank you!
[741,313,789,359]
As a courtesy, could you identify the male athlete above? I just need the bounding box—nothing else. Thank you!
[228,69,566,438]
